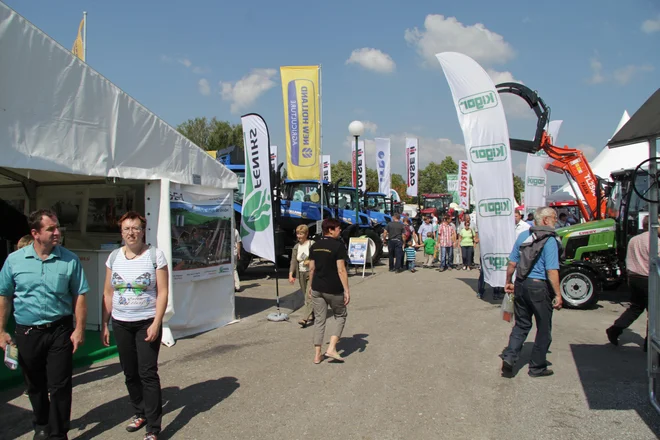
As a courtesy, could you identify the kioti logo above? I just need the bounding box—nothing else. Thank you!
[483,253,510,271]
[470,144,507,163]
[527,176,545,187]
[458,91,498,114]
[478,198,512,217]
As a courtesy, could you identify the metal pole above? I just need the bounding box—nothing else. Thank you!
[318,64,324,219]
[647,137,660,413]
[355,135,359,225]
[82,11,87,62]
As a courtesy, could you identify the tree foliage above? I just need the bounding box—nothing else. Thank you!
[418,156,459,195]
[513,174,525,204]
[177,117,244,152]
[392,173,410,203]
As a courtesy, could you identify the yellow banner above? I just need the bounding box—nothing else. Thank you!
[71,16,85,61]
[280,66,320,180]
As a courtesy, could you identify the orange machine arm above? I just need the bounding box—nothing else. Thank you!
[541,132,606,221]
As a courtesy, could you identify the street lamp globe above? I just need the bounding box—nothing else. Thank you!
[348,120,365,137]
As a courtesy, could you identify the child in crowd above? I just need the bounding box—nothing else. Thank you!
[404,239,417,273]
[423,232,435,268]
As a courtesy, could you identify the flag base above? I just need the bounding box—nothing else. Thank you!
[267,312,289,322]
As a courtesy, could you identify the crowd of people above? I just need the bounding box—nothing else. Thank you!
[0,205,655,439]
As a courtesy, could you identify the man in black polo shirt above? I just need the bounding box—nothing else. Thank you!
[308,218,350,364]
[384,213,405,272]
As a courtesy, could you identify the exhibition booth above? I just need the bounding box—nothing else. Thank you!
[0,3,239,352]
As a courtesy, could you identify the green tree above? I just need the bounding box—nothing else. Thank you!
[419,156,458,195]
[392,173,410,203]
[177,117,244,152]
[331,160,353,187]
[366,168,379,192]
[513,174,525,204]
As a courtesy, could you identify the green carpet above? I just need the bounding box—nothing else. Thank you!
[1,316,118,391]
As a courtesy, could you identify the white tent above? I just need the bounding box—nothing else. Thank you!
[0,3,238,344]
[549,111,649,201]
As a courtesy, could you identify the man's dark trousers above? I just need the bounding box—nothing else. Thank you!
[14,316,74,440]
[502,278,553,374]
[612,275,648,339]
[388,239,404,271]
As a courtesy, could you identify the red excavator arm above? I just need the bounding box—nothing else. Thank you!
[496,82,606,221]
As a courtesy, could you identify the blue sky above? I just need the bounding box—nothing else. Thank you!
[6,0,659,185]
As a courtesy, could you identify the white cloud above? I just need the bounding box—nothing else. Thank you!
[160,55,172,63]
[404,14,515,67]
[588,57,606,84]
[613,64,654,85]
[178,58,192,68]
[198,78,211,96]
[192,66,210,75]
[219,68,277,114]
[486,69,534,119]
[642,15,660,34]
[362,121,378,134]
[575,144,599,161]
[346,48,396,73]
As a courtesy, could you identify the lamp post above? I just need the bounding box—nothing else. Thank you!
[348,121,364,226]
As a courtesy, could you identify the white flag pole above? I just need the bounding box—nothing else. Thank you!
[83,11,87,62]
[319,64,324,223]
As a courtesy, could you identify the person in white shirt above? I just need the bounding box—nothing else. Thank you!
[234,228,241,292]
[515,211,531,238]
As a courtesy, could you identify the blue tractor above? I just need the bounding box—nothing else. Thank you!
[280,180,384,263]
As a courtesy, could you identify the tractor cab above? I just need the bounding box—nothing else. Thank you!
[364,192,393,227]
[332,186,370,226]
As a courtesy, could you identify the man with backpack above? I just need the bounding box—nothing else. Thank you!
[500,207,563,378]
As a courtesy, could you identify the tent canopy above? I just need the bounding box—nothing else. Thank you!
[0,3,237,190]
[608,88,660,148]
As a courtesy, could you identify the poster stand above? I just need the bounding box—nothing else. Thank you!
[348,237,374,278]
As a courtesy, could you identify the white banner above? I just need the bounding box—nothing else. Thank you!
[437,52,516,287]
[240,113,275,263]
[270,146,278,173]
[375,138,391,196]
[352,140,366,192]
[406,138,419,197]
[458,159,469,209]
[524,120,562,216]
[322,154,331,182]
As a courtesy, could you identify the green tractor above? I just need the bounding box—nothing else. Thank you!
[555,166,650,308]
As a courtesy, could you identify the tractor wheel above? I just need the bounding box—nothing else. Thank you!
[361,228,383,263]
[559,266,599,309]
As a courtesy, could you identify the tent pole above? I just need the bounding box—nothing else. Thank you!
[647,137,659,414]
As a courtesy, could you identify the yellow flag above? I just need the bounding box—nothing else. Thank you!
[280,66,321,180]
[71,16,85,61]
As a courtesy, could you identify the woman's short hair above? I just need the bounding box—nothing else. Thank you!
[117,211,147,228]
[296,224,309,236]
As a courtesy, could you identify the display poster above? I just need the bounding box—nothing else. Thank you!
[170,190,233,282]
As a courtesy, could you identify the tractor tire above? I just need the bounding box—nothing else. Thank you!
[559,266,599,309]
[361,228,383,263]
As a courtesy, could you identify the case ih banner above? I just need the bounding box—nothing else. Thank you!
[458,160,469,209]
[406,138,419,197]
[322,154,331,182]
[352,140,366,192]
[437,52,516,288]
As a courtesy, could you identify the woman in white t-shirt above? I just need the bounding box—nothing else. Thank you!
[289,224,315,328]
[101,212,168,440]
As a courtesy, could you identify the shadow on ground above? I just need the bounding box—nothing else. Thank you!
[70,376,240,440]
[0,362,127,440]
[571,343,660,436]
[337,333,369,358]
[456,278,502,305]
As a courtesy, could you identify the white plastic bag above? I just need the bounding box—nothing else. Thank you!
[501,293,514,323]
